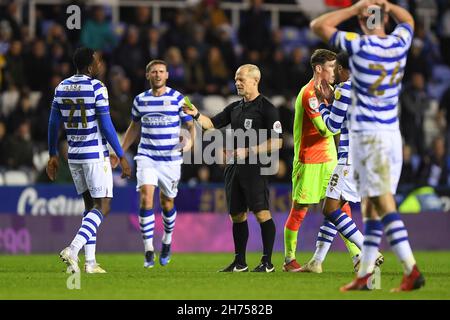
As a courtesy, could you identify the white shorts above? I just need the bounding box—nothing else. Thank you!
[69,159,113,198]
[136,159,181,198]
[351,130,402,197]
[326,164,361,203]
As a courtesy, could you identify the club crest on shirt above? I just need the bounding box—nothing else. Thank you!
[244,118,253,130]
[273,121,282,134]
[308,97,319,112]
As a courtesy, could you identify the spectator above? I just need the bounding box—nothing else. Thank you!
[438,85,450,151]
[80,6,117,52]
[288,47,311,95]
[438,2,450,66]
[7,91,35,134]
[24,39,51,91]
[190,24,209,60]
[239,0,270,56]
[165,10,190,50]
[34,74,62,146]
[404,38,430,81]
[3,120,34,169]
[204,46,229,95]
[143,27,166,63]
[215,25,237,72]
[0,0,21,40]
[110,76,133,133]
[134,6,152,41]
[4,39,25,87]
[114,25,146,94]
[264,48,288,96]
[165,46,186,91]
[400,72,430,156]
[0,119,7,168]
[417,136,449,187]
[184,46,205,94]
[399,144,418,186]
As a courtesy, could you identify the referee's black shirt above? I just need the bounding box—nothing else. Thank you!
[210,94,282,167]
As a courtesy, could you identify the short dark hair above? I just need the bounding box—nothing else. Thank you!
[336,51,349,70]
[73,47,95,71]
[310,49,336,69]
[146,59,167,73]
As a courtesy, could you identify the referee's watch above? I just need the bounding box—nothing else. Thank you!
[193,112,201,121]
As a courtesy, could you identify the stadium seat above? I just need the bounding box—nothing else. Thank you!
[202,95,227,117]
[0,90,20,117]
[29,91,42,109]
[4,170,30,186]
[226,95,240,105]
[33,151,49,172]
[270,95,286,108]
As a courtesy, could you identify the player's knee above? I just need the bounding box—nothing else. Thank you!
[160,199,174,212]
[255,210,272,223]
[230,212,247,223]
[140,197,153,209]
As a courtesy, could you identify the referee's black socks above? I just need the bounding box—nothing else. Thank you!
[260,219,276,264]
[233,220,249,265]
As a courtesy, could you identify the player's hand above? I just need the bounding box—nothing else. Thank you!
[315,79,334,105]
[46,156,59,181]
[119,156,131,179]
[110,153,120,169]
[182,102,198,116]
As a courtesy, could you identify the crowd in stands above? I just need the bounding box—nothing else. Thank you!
[1,0,450,190]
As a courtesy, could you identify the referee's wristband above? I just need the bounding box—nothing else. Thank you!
[193,112,201,121]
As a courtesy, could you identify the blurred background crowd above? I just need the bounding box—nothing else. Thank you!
[0,0,450,193]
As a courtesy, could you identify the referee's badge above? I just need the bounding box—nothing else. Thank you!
[244,119,253,130]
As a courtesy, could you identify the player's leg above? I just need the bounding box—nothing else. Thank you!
[136,160,159,268]
[159,193,176,266]
[252,210,275,272]
[218,212,249,272]
[139,184,156,268]
[81,192,98,268]
[61,161,110,273]
[339,203,362,266]
[320,167,364,255]
[300,197,343,273]
[83,191,102,269]
[372,194,424,291]
[219,166,249,272]
[283,201,308,271]
[283,163,310,271]
[242,172,275,272]
[157,165,181,266]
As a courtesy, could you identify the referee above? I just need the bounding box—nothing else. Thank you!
[182,64,283,272]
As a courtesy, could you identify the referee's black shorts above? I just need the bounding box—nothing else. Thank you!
[224,164,269,215]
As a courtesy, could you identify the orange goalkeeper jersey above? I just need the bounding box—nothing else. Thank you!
[293,79,337,164]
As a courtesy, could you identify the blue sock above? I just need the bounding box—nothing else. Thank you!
[139,208,155,252]
[357,219,383,277]
[71,209,104,258]
[313,219,338,263]
[382,212,416,274]
[328,208,363,248]
[162,207,177,245]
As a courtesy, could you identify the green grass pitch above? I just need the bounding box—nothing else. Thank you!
[1,251,449,299]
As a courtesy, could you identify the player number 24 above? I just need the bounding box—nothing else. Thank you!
[62,98,88,128]
[368,62,402,96]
